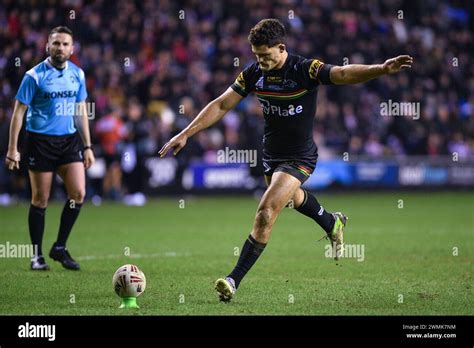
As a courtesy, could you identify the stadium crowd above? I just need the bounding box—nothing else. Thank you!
[0,0,472,200]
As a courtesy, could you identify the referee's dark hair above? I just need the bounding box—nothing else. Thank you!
[49,26,73,38]
[248,19,286,47]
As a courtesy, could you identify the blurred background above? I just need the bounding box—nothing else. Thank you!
[0,0,473,205]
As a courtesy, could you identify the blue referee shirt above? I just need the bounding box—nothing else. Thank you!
[15,58,88,136]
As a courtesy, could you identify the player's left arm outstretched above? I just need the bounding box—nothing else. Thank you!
[329,55,413,84]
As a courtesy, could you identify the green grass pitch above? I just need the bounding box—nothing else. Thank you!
[0,192,472,315]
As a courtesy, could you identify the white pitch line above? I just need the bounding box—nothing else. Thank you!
[76,251,191,261]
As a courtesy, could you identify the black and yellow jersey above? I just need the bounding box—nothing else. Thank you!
[231,53,334,162]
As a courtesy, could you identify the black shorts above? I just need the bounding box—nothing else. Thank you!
[262,158,316,183]
[26,131,83,172]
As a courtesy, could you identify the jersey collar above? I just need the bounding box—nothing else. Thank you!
[45,58,69,70]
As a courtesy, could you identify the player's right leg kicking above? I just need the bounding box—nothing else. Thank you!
[290,187,348,260]
[215,169,348,302]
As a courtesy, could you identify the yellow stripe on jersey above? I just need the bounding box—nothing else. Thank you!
[309,59,324,80]
[235,72,246,90]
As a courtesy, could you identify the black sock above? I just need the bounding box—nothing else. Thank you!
[295,190,335,234]
[56,199,83,247]
[228,235,266,288]
[29,204,46,256]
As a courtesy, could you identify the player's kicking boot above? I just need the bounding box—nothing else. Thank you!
[319,212,348,261]
[215,277,236,303]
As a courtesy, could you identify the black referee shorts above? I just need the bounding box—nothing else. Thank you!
[25,131,84,172]
[262,158,316,184]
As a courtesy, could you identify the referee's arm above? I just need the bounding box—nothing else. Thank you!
[5,100,28,170]
[76,101,95,169]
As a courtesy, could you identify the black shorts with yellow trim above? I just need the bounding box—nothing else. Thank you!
[262,158,316,184]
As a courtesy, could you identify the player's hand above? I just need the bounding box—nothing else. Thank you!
[383,55,413,74]
[83,148,95,169]
[159,133,188,157]
[5,149,20,171]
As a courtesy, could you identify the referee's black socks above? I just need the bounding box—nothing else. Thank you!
[228,234,266,288]
[295,189,335,234]
[56,199,83,247]
[29,204,46,256]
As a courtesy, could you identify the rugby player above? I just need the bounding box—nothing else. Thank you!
[5,26,94,270]
[159,19,413,301]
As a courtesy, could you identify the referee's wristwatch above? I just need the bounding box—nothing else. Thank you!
[83,145,93,152]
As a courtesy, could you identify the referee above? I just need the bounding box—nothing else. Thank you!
[5,26,95,270]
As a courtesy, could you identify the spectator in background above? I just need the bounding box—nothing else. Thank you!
[95,108,126,200]
[0,0,472,199]
[448,132,472,159]
[122,98,155,195]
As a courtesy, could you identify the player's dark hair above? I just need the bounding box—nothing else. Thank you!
[49,26,73,38]
[248,19,286,47]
